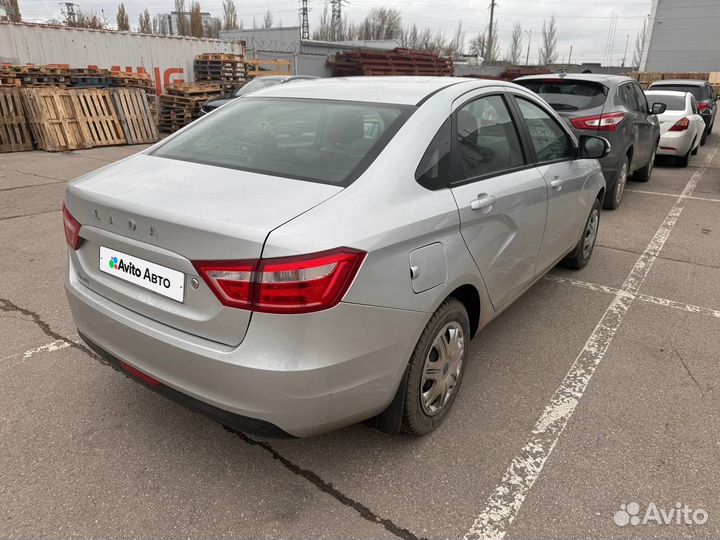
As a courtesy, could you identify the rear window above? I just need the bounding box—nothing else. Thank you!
[651,84,702,100]
[647,93,686,111]
[151,98,413,186]
[516,79,607,112]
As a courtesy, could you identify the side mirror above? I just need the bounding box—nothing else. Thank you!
[651,102,667,115]
[579,135,611,160]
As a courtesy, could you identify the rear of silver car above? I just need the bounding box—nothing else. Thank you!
[64,97,423,437]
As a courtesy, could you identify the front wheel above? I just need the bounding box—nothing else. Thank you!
[402,298,470,435]
[562,197,601,270]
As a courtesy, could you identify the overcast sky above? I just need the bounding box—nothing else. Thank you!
[21,0,652,65]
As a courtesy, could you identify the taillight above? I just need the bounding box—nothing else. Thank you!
[193,248,366,314]
[571,112,626,132]
[62,203,82,250]
[698,102,710,112]
[669,117,690,132]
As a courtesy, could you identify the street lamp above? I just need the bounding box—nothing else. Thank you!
[525,30,533,65]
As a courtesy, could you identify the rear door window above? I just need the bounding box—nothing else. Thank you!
[416,118,452,190]
[620,84,639,111]
[515,79,607,112]
[632,84,649,113]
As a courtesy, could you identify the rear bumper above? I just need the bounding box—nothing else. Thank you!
[66,264,427,437]
[657,131,694,157]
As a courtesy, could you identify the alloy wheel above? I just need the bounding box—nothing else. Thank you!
[615,161,628,204]
[583,208,599,259]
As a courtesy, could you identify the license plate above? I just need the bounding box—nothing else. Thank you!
[99,246,185,303]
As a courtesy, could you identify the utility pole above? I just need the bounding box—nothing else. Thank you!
[487,0,497,62]
[621,34,629,67]
[299,0,309,40]
[330,0,343,40]
[568,45,573,65]
[525,29,532,65]
[61,2,77,25]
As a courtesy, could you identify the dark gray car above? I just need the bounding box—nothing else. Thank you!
[200,75,318,115]
[515,74,663,209]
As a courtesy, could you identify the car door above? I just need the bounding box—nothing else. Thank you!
[448,91,548,311]
[617,83,644,167]
[632,83,656,160]
[509,93,590,272]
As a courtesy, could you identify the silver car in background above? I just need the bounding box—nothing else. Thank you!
[645,90,705,167]
[64,77,607,438]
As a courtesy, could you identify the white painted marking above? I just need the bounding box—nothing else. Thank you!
[625,188,720,204]
[464,140,720,540]
[0,340,71,363]
[545,275,720,320]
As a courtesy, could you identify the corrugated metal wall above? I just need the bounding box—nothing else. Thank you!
[642,0,720,72]
[0,22,245,93]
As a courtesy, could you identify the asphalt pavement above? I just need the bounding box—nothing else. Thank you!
[1,137,719,539]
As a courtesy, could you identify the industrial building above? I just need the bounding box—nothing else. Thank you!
[641,0,720,72]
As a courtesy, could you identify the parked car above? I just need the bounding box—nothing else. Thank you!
[64,77,608,438]
[200,75,318,115]
[648,79,716,143]
[515,74,664,210]
[645,90,705,167]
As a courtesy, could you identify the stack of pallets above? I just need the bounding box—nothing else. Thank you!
[70,68,111,88]
[158,83,223,133]
[0,88,33,153]
[10,64,70,87]
[0,66,20,87]
[328,48,453,77]
[194,53,246,95]
[244,58,292,78]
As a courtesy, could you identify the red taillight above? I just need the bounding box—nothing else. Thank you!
[698,102,710,112]
[193,248,366,314]
[62,203,82,250]
[669,117,690,131]
[571,112,626,132]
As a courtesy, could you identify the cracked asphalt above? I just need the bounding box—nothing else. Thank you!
[1,139,719,539]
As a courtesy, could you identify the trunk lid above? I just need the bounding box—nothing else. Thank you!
[66,154,342,346]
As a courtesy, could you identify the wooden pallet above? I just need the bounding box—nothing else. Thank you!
[166,82,224,96]
[21,88,90,151]
[112,88,158,144]
[72,89,126,147]
[0,88,33,153]
[245,59,292,78]
[195,53,243,62]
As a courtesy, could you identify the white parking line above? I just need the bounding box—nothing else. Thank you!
[463,140,720,540]
[0,340,71,364]
[545,275,720,320]
[626,188,720,203]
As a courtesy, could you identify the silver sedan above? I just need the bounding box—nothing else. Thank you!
[64,77,607,437]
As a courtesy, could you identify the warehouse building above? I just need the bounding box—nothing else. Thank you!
[641,0,720,72]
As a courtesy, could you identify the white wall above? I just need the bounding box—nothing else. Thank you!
[0,22,245,93]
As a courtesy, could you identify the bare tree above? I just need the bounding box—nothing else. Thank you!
[632,20,647,68]
[8,0,21,22]
[138,9,151,33]
[468,31,485,57]
[62,6,106,29]
[222,0,238,31]
[116,3,129,30]
[443,21,465,56]
[190,1,204,37]
[174,0,189,36]
[538,15,558,65]
[152,14,169,34]
[262,9,273,29]
[356,7,402,40]
[484,21,499,61]
[507,22,523,64]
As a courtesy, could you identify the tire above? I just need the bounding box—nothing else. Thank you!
[401,298,470,435]
[633,144,656,183]
[701,129,708,146]
[692,144,699,156]
[603,156,629,210]
[677,151,690,168]
[562,197,601,270]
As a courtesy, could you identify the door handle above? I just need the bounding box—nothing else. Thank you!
[470,194,496,211]
[550,179,563,191]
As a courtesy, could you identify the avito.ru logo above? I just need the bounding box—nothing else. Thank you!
[108,256,119,269]
[614,502,709,527]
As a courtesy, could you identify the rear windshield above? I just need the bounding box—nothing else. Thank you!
[647,93,686,111]
[151,98,414,186]
[515,80,607,112]
[651,85,702,100]
[232,78,281,97]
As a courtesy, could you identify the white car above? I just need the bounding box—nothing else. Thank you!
[645,90,705,167]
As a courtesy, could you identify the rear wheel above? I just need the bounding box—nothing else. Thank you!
[677,150,690,168]
[692,142,699,156]
[562,197,601,270]
[633,145,656,183]
[402,298,470,435]
[603,157,629,210]
[701,128,708,146]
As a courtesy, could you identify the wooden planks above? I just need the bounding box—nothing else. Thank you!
[72,89,126,147]
[0,88,33,153]
[112,88,158,144]
[22,88,90,151]
[245,59,293,78]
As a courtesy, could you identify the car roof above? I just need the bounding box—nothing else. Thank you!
[645,90,690,97]
[246,76,511,105]
[649,79,707,87]
[514,73,634,85]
